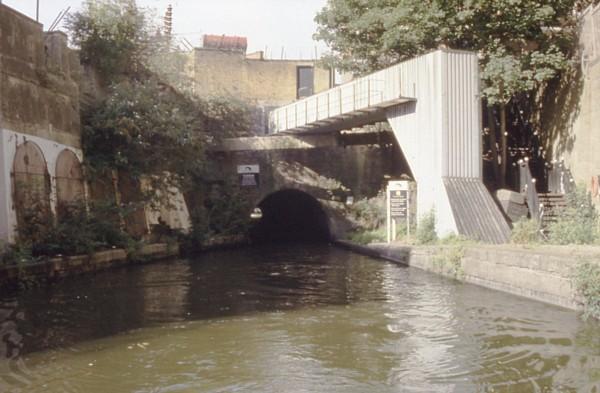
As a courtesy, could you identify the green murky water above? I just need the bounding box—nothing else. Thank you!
[0,244,599,392]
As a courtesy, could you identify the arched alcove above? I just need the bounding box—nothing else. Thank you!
[55,149,85,218]
[250,189,330,243]
[12,141,52,231]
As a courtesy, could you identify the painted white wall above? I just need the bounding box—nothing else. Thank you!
[0,128,83,243]
[385,51,458,236]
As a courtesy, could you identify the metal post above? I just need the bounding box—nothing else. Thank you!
[407,190,411,237]
[386,185,391,243]
[36,0,39,22]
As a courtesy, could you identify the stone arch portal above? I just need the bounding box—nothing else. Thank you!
[250,189,330,243]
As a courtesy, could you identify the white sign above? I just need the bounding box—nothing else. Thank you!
[388,180,409,191]
[237,164,260,174]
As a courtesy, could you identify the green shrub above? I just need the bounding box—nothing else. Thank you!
[547,185,598,245]
[432,246,465,280]
[183,180,253,252]
[573,261,600,320]
[1,201,135,265]
[348,227,387,245]
[416,209,438,245]
[347,194,386,231]
[438,233,477,245]
[511,218,541,244]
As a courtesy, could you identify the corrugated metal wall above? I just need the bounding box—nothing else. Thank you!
[443,51,481,178]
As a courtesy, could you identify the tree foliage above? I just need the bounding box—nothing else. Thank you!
[66,0,155,81]
[316,0,589,104]
[70,1,252,194]
[316,0,593,187]
[82,79,206,178]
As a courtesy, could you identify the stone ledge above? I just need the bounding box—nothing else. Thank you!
[0,243,178,290]
[335,240,600,312]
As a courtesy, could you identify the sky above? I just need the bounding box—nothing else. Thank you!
[3,0,329,59]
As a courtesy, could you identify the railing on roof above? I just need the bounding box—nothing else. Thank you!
[581,2,600,69]
[269,76,392,133]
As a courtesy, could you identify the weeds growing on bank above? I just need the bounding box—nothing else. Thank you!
[511,185,600,246]
[1,201,138,267]
[573,261,600,320]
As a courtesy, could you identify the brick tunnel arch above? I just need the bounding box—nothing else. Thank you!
[250,189,330,243]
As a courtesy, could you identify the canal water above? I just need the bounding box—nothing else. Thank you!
[0,244,599,392]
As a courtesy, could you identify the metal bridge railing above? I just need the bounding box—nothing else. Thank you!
[271,78,387,133]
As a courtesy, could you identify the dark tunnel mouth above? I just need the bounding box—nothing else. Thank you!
[250,189,331,243]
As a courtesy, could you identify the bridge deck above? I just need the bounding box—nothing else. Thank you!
[269,68,415,134]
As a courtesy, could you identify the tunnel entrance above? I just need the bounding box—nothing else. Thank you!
[250,189,330,243]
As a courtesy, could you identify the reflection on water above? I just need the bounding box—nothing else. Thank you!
[0,244,599,392]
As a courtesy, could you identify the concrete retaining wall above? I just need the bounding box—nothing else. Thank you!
[338,241,600,311]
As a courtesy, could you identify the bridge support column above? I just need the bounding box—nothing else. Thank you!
[386,50,510,243]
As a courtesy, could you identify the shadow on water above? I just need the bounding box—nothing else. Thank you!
[0,244,386,357]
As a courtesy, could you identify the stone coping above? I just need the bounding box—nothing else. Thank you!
[0,243,179,290]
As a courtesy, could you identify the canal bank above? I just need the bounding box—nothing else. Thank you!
[2,243,599,392]
[0,243,180,290]
[336,240,600,313]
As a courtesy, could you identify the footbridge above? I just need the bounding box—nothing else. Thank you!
[268,49,510,243]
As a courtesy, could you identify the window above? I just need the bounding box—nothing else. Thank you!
[297,66,314,98]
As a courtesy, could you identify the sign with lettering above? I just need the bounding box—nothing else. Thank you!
[241,174,258,186]
[390,189,408,218]
[386,180,412,242]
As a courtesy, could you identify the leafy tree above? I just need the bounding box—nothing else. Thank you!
[66,0,154,81]
[82,78,210,197]
[315,0,593,186]
[67,0,253,245]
